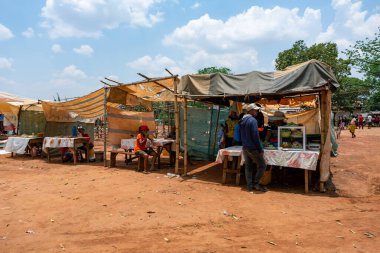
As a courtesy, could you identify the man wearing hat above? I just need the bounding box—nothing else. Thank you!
[239,103,268,192]
[264,111,287,147]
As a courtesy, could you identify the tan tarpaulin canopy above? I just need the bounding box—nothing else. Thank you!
[106,75,179,103]
[41,75,179,122]
[0,91,43,130]
[42,88,108,122]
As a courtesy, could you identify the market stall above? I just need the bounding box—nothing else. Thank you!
[178,60,338,191]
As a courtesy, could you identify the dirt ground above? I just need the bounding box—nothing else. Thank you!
[0,128,379,252]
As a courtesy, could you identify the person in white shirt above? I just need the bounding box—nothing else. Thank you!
[367,115,372,129]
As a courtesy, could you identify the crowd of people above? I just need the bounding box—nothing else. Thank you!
[338,114,379,138]
[337,114,379,130]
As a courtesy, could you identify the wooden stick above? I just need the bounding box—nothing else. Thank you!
[137,73,174,92]
[174,78,180,174]
[211,106,221,159]
[184,97,188,175]
[304,170,309,193]
[103,87,108,167]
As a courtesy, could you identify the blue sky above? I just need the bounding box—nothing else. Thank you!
[0,0,379,100]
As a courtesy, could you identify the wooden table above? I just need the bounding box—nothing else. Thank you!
[216,146,320,193]
[43,137,89,165]
[121,138,175,169]
[5,136,44,157]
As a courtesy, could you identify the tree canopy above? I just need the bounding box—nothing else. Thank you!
[345,27,380,111]
[275,40,350,82]
[197,67,232,75]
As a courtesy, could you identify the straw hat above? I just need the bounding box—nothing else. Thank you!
[269,111,287,121]
[246,103,261,112]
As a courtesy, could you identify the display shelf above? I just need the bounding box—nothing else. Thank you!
[278,126,306,151]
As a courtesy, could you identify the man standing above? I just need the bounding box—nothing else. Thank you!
[239,103,268,192]
[358,114,364,129]
[367,114,372,129]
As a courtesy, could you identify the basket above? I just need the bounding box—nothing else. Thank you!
[260,167,272,185]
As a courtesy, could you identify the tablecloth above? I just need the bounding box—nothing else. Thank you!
[43,137,76,149]
[216,146,319,171]
[121,138,175,151]
[5,137,38,154]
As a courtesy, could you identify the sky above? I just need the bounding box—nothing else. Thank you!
[0,0,379,100]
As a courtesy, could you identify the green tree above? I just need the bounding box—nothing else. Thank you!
[197,66,232,75]
[275,40,350,82]
[332,77,370,112]
[345,27,380,111]
[344,27,380,82]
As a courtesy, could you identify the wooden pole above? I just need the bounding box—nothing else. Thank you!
[103,87,108,167]
[16,105,23,135]
[319,83,332,192]
[211,105,221,159]
[184,97,188,175]
[174,78,180,174]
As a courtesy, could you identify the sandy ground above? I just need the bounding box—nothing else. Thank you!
[0,128,379,252]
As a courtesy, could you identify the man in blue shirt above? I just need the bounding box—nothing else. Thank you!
[239,103,268,192]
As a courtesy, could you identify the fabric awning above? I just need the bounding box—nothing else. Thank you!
[179,60,339,103]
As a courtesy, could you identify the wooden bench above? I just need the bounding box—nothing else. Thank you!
[109,150,140,168]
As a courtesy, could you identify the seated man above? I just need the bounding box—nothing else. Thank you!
[134,125,158,173]
[77,125,95,161]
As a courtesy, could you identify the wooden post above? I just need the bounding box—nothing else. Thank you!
[211,105,221,159]
[16,105,23,135]
[304,170,309,193]
[319,83,332,192]
[174,78,180,174]
[103,87,108,167]
[184,97,188,175]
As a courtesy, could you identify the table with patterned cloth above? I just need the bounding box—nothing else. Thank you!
[121,138,175,169]
[215,146,320,192]
[43,137,89,165]
[5,136,43,157]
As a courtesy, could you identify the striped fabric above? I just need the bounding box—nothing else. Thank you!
[107,106,156,145]
[42,89,107,122]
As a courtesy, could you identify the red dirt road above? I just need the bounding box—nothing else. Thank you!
[0,128,379,252]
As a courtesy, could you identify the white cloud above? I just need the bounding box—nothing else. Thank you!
[0,57,13,69]
[51,44,63,53]
[62,65,87,79]
[22,27,35,38]
[316,0,380,51]
[0,24,14,40]
[191,2,200,9]
[164,7,321,51]
[128,55,176,74]
[162,5,322,73]
[41,0,164,38]
[73,45,94,56]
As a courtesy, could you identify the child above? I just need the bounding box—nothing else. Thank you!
[134,125,158,173]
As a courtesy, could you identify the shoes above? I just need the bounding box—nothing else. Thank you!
[253,184,268,192]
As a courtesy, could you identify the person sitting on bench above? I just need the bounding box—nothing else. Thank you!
[134,125,157,173]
